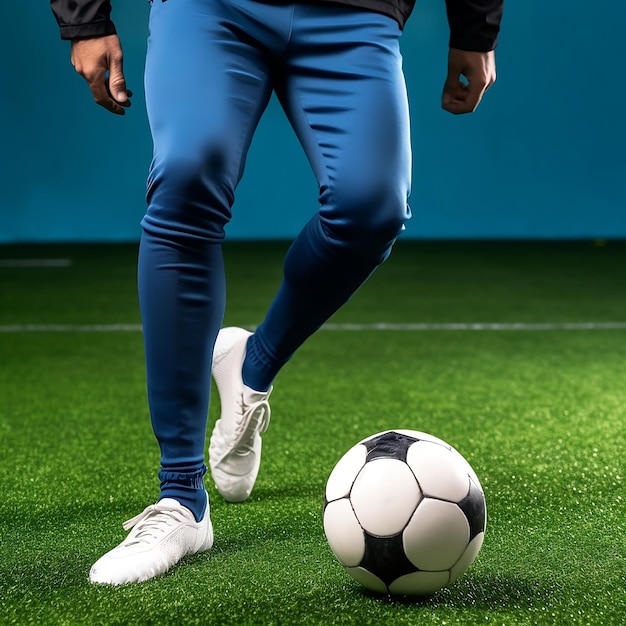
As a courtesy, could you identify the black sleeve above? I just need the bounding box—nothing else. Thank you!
[445,0,504,52]
[50,0,117,40]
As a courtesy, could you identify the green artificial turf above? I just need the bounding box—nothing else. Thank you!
[0,241,624,625]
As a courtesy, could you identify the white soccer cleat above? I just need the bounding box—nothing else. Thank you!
[89,495,213,585]
[210,327,272,503]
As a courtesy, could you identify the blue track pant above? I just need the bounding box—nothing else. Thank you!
[139,0,412,515]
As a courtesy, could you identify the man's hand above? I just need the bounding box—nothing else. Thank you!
[441,48,496,115]
[70,34,132,115]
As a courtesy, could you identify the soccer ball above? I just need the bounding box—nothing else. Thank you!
[323,429,486,596]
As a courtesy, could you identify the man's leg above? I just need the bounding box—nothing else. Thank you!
[210,5,411,500]
[91,0,276,583]
[139,0,277,516]
[245,5,412,391]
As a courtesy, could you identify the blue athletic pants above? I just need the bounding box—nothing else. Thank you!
[139,0,412,516]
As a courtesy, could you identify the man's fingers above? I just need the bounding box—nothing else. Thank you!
[441,49,496,115]
[441,79,484,115]
[83,70,126,115]
[88,73,119,113]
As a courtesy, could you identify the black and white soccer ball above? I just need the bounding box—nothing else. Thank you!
[323,429,486,596]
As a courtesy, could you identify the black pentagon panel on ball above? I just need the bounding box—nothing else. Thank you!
[360,531,419,587]
[457,479,486,541]
[363,431,419,463]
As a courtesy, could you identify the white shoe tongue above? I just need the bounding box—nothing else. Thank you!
[157,498,185,507]
[242,385,271,403]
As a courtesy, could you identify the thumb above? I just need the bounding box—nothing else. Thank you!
[107,59,129,104]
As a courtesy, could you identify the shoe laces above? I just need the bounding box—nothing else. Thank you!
[121,501,191,547]
[231,395,271,454]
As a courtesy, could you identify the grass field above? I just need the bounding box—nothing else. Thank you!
[0,240,624,625]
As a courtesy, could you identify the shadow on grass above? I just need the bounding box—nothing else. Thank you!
[361,570,562,611]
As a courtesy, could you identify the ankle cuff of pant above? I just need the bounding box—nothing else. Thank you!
[158,465,207,490]
[243,333,285,392]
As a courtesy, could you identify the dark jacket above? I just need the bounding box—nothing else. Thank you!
[50,0,503,51]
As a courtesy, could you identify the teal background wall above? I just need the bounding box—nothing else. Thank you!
[0,1,623,242]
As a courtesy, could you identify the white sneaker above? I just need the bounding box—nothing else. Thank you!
[210,327,272,503]
[89,495,213,585]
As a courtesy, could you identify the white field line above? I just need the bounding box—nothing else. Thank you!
[0,259,73,268]
[0,324,143,333]
[322,322,626,331]
[1,322,626,333]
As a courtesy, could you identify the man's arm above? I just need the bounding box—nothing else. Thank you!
[441,0,503,115]
[50,0,131,116]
